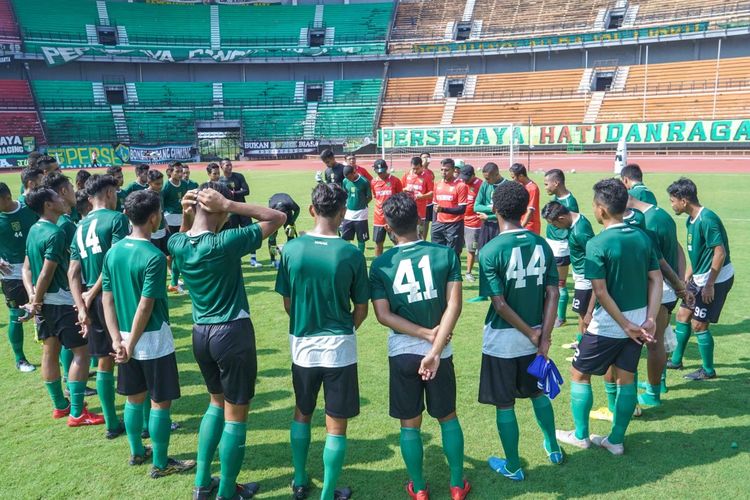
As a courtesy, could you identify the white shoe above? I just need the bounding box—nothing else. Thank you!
[632,404,643,417]
[16,360,36,373]
[555,429,591,449]
[464,273,475,282]
[554,318,567,328]
[561,341,579,350]
[590,434,624,456]
[249,259,263,268]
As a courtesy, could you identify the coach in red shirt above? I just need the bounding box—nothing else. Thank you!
[432,158,469,256]
[510,162,540,234]
[401,156,433,239]
[371,159,402,256]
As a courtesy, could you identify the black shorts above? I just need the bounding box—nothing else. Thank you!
[117,352,181,403]
[425,204,434,222]
[340,220,369,242]
[192,318,257,405]
[555,256,571,267]
[572,288,593,315]
[477,221,499,250]
[663,300,678,314]
[680,276,734,324]
[478,353,541,408]
[572,333,642,375]
[87,293,113,357]
[431,221,464,255]
[389,354,456,420]
[36,303,87,349]
[292,363,360,419]
[151,236,168,256]
[373,225,394,244]
[167,225,181,241]
[2,279,28,308]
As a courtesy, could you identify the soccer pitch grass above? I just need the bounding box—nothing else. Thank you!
[0,168,747,499]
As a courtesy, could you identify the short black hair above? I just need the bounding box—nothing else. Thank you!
[21,167,43,187]
[410,156,422,167]
[320,149,335,161]
[42,172,71,193]
[199,181,231,200]
[311,183,347,218]
[206,162,220,173]
[509,163,527,177]
[75,169,91,188]
[84,174,118,197]
[421,152,431,157]
[593,178,628,216]
[124,190,161,226]
[545,168,565,184]
[27,151,42,168]
[36,155,57,171]
[383,192,418,236]
[0,182,10,198]
[667,177,700,205]
[147,169,163,182]
[441,158,455,168]
[75,189,91,214]
[106,166,122,177]
[493,180,528,221]
[620,164,643,182]
[482,162,499,175]
[541,200,570,221]
[135,164,150,175]
[345,153,355,159]
[25,187,57,215]
[343,165,355,177]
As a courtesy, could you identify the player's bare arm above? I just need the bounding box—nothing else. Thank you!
[67,259,90,333]
[119,296,156,363]
[645,269,663,337]
[101,290,123,359]
[538,284,560,358]
[21,256,34,314]
[352,302,368,330]
[419,280,462,380]
[703,244,726,304]
[592,278,654,344]
[30,258,58,315]
[197,188,286,238]
[372,299,438,342]
[490,294,541,346]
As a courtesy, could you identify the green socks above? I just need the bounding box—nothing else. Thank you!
[531,396,560,454]
[570,382,593,440]
[170,260,180,287]
[609,383,637,445]
[321,434,347,500]
[696,330,715,374]
[495,408,521,472]
[557,286,569,321]
[8,308,26,363]
[149,408,172,469]
[45,378,69,410]
[671,321,692,365]
[96,371,119,431]
[400,427,425,492]
[357,241,366,253]
[290,420,311,488]
[218,421,247,499]
[90,356,98,369]
[67,379,86,418]
[439,418,465,488]
[143,397,151,428]
[196,405,225,489]
[604,382,618,413]
[60,347,73,380]
[124,401,145,457]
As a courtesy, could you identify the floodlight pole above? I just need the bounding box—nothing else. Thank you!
[712,38,722,119]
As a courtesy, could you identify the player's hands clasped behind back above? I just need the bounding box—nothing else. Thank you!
[624,319,656,345]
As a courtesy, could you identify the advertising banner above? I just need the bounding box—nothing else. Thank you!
[45,144,126,168]
[125,144,199,163]
[244,139,319,158]
[0,135,35,156]
[0,156,28,169]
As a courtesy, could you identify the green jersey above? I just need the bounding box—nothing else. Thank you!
[474,178,507,222]
[0,203,38,279]
[643,206,679,273]
[116,190,126,212]
[370,240,461,358]
[124,181,148,197]
[628,183,658,206]
[545,192,579,242]
[102,237,173,360]
[686,207,733,286]
[568,213,595,289]
[70,208,130,287]
[185,179,199,190]
[168,224,263,324]
[623,207,646,229]
[57,214,77,248]
[585,223,659,339]
[26,219,73,305]
[343,175,371,220]
[17,193,26,207]
[275,233,369,368]
[161,180,188,227]
[479,229,558,358]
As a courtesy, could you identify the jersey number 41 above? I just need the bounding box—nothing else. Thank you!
[393,255,438,304]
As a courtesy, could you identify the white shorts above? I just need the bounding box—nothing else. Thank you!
[546,238,570,258]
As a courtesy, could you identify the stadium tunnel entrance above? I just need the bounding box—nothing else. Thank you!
[196,121,242,162]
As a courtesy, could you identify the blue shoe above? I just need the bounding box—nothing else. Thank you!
[543,441,564,464]
[488,457,525,481]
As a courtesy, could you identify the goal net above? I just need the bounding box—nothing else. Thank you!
[379,123,521,170]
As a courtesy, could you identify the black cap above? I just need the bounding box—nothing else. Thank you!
[373,159,388,173]
[459,164,475,181]
[343,165,355,177]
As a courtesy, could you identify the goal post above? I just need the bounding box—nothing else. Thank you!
[378,123,521,169]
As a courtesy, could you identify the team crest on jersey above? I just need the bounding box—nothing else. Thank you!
[11,221,21,232]
[687,233,693,245]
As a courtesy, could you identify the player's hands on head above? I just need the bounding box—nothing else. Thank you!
[197,188,231,213]
[181,190,198,215]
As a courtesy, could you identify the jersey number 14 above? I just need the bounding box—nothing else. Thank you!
[393,255,438,303]
[76,219,102,258]
[507,245,546,289]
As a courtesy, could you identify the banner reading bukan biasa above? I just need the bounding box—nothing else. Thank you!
[379,120,750,149]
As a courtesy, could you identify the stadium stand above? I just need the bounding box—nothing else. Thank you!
[106,2,211,46]
[41,111,117,144]
[0,80,44,143]
[223,81,298,105]
[241,107,307,140]
[132,82,214,107]
[219,4,315,47]
[125,109,197,144]
[32,81,97,107]
[0,0,20,45]
[10,0,97,43]
[390,0,466,42]
[323,3,393,44]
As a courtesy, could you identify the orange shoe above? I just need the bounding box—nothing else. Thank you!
[450,480,471,500]
[406,481,429,500]
[67,408,105,427]
[52,404,70,419]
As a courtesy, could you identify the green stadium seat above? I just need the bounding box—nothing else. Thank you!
[107,2,211,46]
[242,107,306,139]
[315,105,376,139]
[40,111,116,144]
[124,109,197,144]
[324,4,392,44]
[11,0,97,43]
[134,82,214,107]
[219,5,315,47]
[223,82,297,105]
[32,81,97,108]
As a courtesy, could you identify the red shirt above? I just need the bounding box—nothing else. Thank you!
[371,175,403,226]
[524,180,541,234]
[355,165,373,183]
[401,171,434,219]
[463,177,484,229]
[434,178,468,224]
[422,168,435,204]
